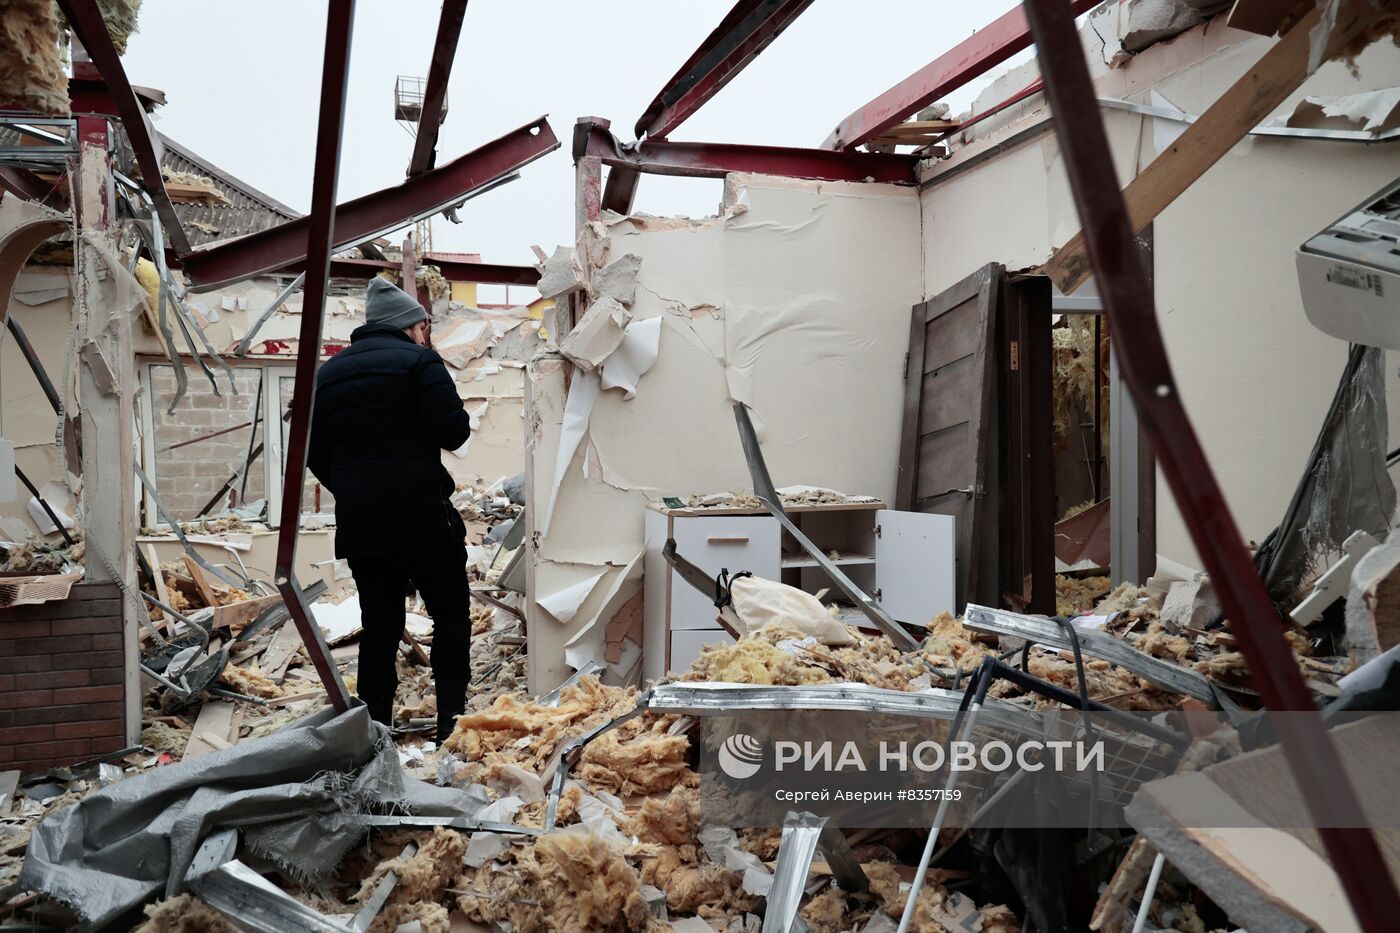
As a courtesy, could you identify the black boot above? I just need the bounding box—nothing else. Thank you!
[361,694,394,728]
[436,709,461,743]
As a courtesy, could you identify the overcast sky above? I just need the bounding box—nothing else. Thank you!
[123,1,1024,301]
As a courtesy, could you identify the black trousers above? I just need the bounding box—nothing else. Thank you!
[347,546,471,726]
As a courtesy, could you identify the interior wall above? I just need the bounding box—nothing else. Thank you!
[920,25,1400,575]
[526,173,923,691]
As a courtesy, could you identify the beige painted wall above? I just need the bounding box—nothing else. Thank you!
[526,174,924,691]
[920,25,1400,573]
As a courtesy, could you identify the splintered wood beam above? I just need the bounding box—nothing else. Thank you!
[1043,3,1349,293]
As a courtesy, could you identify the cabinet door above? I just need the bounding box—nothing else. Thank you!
[875,509,956,625]
[670,515,780,630]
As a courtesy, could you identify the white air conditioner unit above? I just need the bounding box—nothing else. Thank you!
[1297,175,1400,348]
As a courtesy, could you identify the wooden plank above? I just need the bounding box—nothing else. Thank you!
[183,555,218,608]
[211,593,284,633]
[182,699,237,761]
[261,621,304,683]
[1044,5,1336,293]
[401,631,432,666]
[0,770,19,816]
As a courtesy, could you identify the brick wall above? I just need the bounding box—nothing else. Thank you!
[150,365,266,520]
[0,582,128,774]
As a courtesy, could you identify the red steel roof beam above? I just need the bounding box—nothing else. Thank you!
[180,116,559,291]
[1022,0,1400,927]
[822,0,1100,151]
[407,0,469,176]
[636,0,818,141]
[56,0,192,254]
[273,0,358,715]
[579,119,918,186]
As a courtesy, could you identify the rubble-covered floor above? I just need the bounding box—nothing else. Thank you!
[0,545,1347,932]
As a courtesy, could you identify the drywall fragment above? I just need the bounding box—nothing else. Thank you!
[559,297,632,372]
[540,369,600,536]
[1319,87,1400,131]
[26,481,75,533]
[537,246,586,300]
[539,570,607,625]
[1158,578,1220,632]
[592,254,642,306]
[599,317,662,400]
[697,825,774,896]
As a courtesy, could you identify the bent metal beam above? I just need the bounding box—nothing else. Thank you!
[1022,0,1400,928]
[180,116,560,291]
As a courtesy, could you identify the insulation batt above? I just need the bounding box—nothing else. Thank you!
[455,826,663,932]
[0,0,69,115]
[131,895,238,933]
[354,829,465,933]
[443,675,637,780]
[217,664,288,699]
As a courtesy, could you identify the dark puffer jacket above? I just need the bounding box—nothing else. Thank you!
[309,323,470,558]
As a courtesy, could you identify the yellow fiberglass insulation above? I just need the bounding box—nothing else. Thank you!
[442,675,635,775]
[1051,314,1109,451]
[575,717,693,795]
[131,895,238,933]
[1,0,70,115]
[456,828,661,932]
[216,664,287,699]
[681,631,834,685]
[354,829,465,932]
[919,611,995,672]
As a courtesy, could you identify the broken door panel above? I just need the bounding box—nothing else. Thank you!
[897,263,1002,609]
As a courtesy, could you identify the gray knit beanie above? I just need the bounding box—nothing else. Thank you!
[365,277,428,330]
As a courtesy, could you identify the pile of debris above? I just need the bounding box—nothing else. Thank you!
[6,556,1333,932]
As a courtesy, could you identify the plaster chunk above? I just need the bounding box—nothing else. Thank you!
[591,253,642,306]
[536,246,586,300]
[558,297,631,371]
[1121,0,1218,52]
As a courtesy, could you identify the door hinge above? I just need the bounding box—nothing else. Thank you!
[902,351,909,379]
[875,524,882,539]
[1009,340,1020,371]
[873,588,882,601]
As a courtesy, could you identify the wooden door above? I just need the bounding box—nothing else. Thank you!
[896,264,1002,609]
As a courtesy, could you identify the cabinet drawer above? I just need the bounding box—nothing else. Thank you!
[670,628,735,674]
[669,515,780,630]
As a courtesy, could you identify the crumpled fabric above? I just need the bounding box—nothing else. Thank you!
[19,705,484,928]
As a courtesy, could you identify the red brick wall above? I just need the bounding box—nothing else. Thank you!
[0,582,128,774]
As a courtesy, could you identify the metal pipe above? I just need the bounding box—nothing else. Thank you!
[1022,0,1400,926]
[160,420,254,453]
[5,318,62,414]
[899,665,992,933]
[1131,852,1166,933]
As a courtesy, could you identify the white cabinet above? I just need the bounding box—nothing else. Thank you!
[643,501,954,680]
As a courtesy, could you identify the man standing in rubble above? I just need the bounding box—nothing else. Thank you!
[309,277,471,741]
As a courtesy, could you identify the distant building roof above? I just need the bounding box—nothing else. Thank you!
[157,135,301,248]
[0,125,301,249]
